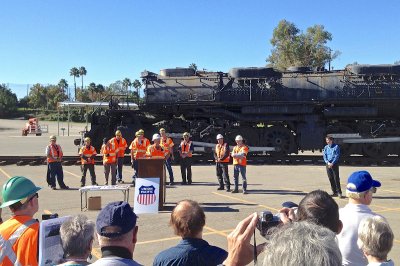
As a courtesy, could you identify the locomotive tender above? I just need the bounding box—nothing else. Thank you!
[87,64,400,159]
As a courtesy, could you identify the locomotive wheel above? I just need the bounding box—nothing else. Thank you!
[362,143,391,159]
[264,126,294,156]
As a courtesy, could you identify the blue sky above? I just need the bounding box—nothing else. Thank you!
[1,0,399,99]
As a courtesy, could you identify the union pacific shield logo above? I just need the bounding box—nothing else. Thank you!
[137,185,157,205]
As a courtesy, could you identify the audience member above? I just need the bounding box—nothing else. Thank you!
[358,216,394,266]
[263,221,342,266]
[0,176,41,266]
[294,189,342,233]
[89,201,141,266]
[57,214,95,266]
[338,170,382,266]
[222,213,341,266]
[153,200,227,266]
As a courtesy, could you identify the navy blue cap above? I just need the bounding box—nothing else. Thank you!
[282,201,298,208]
[346,171,381,193]
[96,201,137,238]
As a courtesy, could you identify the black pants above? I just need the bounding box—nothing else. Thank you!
[116,157,124,181]
[216,163,230,188]
[48,162,67,188]
[180,157,192,184]
[326,164,341,194]
[81,164,96,185]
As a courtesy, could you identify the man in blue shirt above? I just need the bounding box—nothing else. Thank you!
[323,136,342,198]
[153,200,227,266]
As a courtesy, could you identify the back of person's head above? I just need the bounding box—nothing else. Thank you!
[296,190,342,233]
[60,214,95,259]
[263,221,342,266]
[358,216,393,261]
[170,200,205,238]
[346,171,381,201]
[96,201,138,248]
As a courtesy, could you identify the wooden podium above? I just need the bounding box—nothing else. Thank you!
[137,158,166,210]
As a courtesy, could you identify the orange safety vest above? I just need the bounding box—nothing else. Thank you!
[160,137,174,154]
[130,137,150,159]
[110,137,127,158]
[79,145,97,165]
[232,145,249,166]
[180,141,193,158]
[0,216,39,266]
[146,144,167,159]
[215,143,230,163]
[46,144,63,163]
[100,143,117,164]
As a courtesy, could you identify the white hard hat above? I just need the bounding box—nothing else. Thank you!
[235,135,243,141]
[216,134,224,140]
[152,133,161,141]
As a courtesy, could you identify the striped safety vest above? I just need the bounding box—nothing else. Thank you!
[101,143,117,164]
[215,143,230,163]
[0,218,38,266]
[232,145,249,166]
[129,137,150,159]
[79,145,97,165]
[46,144,63,163]
[146,144,167,159]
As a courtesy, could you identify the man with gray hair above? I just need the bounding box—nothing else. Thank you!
[89,201,141,266]
[58,214,95,265]
[358,216,394,266]
[221,213,342,266]
[337,170,382,266]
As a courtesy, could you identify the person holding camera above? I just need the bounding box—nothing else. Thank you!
[0,176,41,266]
[79,137,98,187]
[231,135,249,194]
[100,137,118,185]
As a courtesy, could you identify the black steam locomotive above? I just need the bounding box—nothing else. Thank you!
[86,64,400,159]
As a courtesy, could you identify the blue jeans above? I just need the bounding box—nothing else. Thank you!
[233,164,247,190]
[48,162,66,188]
[116,157,124,181]
[165,157,174,183]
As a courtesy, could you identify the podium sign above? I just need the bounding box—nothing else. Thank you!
[134,177,160,214]
[137,158,166,211]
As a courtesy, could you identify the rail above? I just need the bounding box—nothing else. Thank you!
[0,155,399,166]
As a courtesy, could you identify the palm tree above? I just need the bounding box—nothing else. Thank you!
[88,82,96,101]
[132,79,141,103]
[69,67,80,100]
[79,66,87,91]
[189,63,198,72]
[122,78,131,96]
[58,79,69,100]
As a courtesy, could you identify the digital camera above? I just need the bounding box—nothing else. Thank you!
[256,211,281,237]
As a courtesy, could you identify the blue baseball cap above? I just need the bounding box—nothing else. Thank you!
[96,201,137,238]
[346,171,381,193]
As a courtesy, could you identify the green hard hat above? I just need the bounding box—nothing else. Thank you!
[0,176,41,208]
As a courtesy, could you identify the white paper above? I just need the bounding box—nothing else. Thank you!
[38,216,70,266]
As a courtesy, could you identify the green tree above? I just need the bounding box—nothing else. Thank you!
[266,20,340,70]
[47,85,67,109]
[28,83,47,109]
[189,63,198,72]
[58,79,69,99]
[132,79,142,102]
[96,84,105,100]
[88,82,96,101]
[122,78,132,95]
[79,66,87,91]
[69,67,80,100]
[0,85,18,116]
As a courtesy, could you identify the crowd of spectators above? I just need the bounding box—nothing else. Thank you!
[0,169,396,266]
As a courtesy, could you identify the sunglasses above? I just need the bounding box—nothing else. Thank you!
[370,187,377,193]
[21,193,39,205]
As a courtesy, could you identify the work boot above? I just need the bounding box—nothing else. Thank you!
[80,182,85,187]
[226,186,231,192]
[231,189,239,193]
[217,186,224,190]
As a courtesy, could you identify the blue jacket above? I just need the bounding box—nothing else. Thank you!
[323,143,340,164]
[153,238,227,266]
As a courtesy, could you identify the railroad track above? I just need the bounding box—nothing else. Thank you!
[0,154,399,166]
